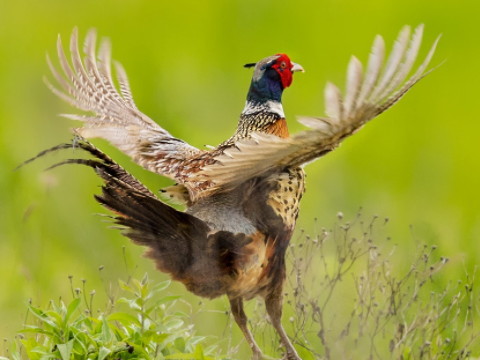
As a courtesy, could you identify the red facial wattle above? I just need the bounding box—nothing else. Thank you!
[272,53,294,89]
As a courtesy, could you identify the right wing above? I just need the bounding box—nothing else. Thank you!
[193,25,440,195]
[46,28,205,187]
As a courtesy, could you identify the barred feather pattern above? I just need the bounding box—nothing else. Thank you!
[221,111,282,147]
[46,27,206,192]
[194,24,439,194]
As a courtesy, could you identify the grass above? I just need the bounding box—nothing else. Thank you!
[2,211,479,359]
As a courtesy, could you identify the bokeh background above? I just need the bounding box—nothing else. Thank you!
[1,0,479,357]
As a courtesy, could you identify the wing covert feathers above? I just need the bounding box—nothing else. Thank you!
[195,24,439,194]
[46,28,203,189]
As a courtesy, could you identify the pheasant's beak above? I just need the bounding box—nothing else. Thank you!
[292,62,305,72]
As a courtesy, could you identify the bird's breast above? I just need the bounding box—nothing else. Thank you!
[264,118,290,138]
[266,167,306,230]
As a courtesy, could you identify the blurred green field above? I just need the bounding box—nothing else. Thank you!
[1,0,479,358]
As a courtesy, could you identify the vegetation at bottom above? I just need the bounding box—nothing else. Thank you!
[2,274,219,360]
[2,212,478,359]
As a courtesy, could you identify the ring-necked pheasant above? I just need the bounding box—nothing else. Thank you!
[27,26,438,359]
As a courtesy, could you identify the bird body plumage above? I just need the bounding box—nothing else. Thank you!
[28,25,438,360]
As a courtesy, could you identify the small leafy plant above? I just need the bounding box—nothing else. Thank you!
[3,274,217,360]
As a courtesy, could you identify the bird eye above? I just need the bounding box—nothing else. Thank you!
[280,61,287,70]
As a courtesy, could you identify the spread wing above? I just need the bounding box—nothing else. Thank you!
[194,25,440,194]
[46,28,205,187]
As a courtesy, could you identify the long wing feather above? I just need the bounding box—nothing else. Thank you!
[195,25,439,194]
[369,26,411,102]
[46,27,203,188]
[343,56,363,118]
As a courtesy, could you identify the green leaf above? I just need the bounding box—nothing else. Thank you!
[150,332,171,345]
[45,310,63,326]
[193,344,206,359]
[64,297,81,323]
[100,317,113,342]
[107,312,141,326]
[117,297,142,311]
[98,346,111,360]
[39,354,57,360]
[297,346,317,360]
[141,272,149,286]
[28,306,57,329]
[174,337,186,352]
[152,280,171,293]
[57,340,74,360]
[163,318,184,331]
[19,325,55,336]
[188,336,207,346]
[128,278,143,299]
[118,279,134,293]
[172,311,189,317]
[70,329,93,355]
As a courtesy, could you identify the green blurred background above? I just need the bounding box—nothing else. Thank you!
[0,0,479,356]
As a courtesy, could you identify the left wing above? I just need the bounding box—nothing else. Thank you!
[46,28,206,191]
[194,25,440,194]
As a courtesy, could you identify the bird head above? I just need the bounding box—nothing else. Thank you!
[244,54,304,103]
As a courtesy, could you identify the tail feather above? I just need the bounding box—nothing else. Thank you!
[95,173,252,298]
[94,173,210,276]
[20,138,155,198]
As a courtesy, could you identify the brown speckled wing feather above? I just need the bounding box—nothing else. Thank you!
[46,28,204,191]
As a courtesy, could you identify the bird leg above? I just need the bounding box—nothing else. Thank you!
[265,293,301,360]
[229,296,264,360]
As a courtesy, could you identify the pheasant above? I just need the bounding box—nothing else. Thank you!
[27,26,438,360]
